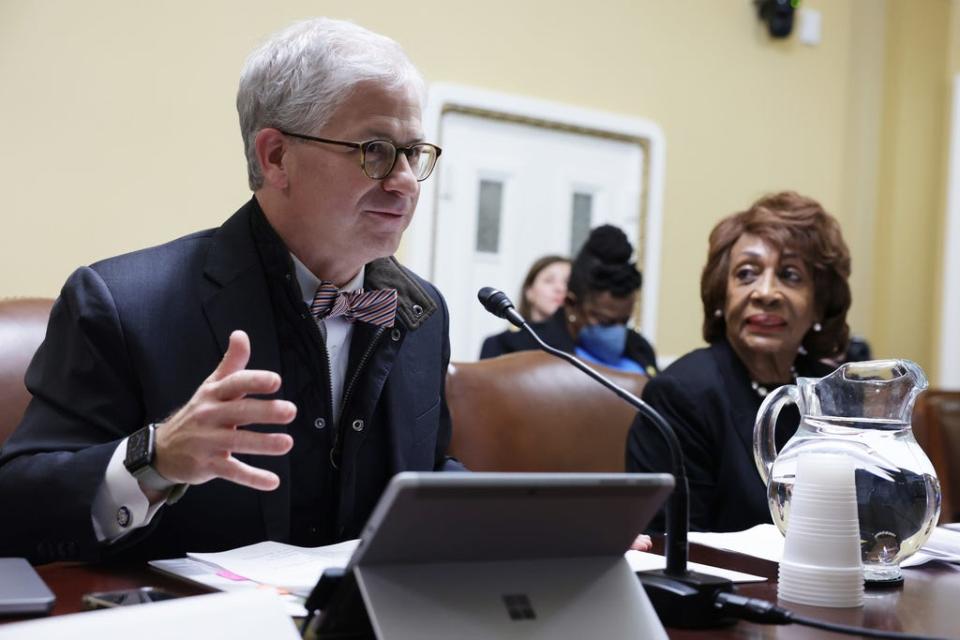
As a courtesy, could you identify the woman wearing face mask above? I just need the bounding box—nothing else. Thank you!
[480,255,571,358]
[480,225,658,377]
[626,192,850,532]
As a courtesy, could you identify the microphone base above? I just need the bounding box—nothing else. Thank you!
[636,569,736,628]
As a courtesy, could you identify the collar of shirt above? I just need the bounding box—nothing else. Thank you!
[290,254,364,425]
[291,255,365,306]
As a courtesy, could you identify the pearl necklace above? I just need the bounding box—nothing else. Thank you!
[750,366,798,398]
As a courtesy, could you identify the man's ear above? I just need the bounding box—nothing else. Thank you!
[255,128,289,190]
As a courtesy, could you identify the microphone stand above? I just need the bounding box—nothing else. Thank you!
[478,288,734,628]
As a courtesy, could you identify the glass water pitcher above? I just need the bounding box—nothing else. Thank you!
[753,359,940,584]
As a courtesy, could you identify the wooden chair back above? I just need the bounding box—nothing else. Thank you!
[0,298,53,446]
[913,390,960,523]
[445,351,648,472]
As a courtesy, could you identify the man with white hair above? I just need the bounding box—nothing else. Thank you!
[0,17,462,563]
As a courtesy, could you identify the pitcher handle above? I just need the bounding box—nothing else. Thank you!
[752,384,800,484]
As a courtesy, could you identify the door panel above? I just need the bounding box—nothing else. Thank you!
[433,112,644,361]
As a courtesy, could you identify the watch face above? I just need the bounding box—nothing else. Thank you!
[124,427,152,471]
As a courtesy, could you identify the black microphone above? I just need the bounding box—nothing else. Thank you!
[477,287,734,628]
[477,287,526,328]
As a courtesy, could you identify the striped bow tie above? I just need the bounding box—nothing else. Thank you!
[310,282,398,328]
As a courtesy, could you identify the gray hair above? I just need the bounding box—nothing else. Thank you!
[237,18,426,190]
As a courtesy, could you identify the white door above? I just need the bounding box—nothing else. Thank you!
[432,112,645,361]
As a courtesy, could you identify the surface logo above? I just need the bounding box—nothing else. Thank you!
[502,594,536,621]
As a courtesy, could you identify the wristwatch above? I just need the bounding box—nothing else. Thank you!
[124,424,175,491]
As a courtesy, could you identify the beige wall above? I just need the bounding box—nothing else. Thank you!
[0,0,953,379]
[873,0,950,378]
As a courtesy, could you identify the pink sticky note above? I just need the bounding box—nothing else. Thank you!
[216,569,249,581]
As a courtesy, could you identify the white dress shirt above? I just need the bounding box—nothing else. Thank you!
[291,254,362,426]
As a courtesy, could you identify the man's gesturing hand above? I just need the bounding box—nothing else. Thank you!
[152,330,296,491]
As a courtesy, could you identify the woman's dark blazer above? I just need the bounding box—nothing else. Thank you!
[626,338,831,532]
[479,309,659,374]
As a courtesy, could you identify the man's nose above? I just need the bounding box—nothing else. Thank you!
[381,152,419,196]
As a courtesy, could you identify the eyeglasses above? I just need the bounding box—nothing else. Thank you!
[279,131,442,182]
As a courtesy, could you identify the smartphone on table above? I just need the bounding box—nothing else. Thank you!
[82,586,181,609]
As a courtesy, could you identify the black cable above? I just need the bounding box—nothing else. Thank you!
[714,592,950,640]
[790,613,946,640]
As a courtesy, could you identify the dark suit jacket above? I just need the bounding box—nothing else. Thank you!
[0,198,462,564]
[626,339,830,532]
[479,309,659,374]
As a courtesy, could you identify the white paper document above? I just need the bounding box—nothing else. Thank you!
[149,557,310,617]
[688,524,785,563]
[0,591,299,640]
[149,538,359,616]
[186,539,359,595]
[688,523,960,569]
[901,526,960,567]
[625,550,766,583]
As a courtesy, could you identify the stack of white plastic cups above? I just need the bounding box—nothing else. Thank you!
[778,452,864,608]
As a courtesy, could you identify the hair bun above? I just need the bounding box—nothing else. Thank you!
[583,225,632,264]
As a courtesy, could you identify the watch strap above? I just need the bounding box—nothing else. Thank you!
[126,424,185,497]
[133,463,177,492]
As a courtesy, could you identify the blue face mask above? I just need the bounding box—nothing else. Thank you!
[578,323,628,365]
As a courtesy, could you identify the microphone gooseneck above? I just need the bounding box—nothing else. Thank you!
[477,287,689,572]
[476,287,734,628]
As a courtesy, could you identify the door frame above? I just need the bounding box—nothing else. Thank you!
[405,83,666,344]
[938,75,960,389]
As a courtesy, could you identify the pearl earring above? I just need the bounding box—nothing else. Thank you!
[714,309,723,318]
[568,314,577,323]
[813,322,822,332]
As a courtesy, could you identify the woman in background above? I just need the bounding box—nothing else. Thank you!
[513,255,572,323]
[627,191,849,531]
[518,255,571,323]
[479,255,570,358]
[481,225,658,376]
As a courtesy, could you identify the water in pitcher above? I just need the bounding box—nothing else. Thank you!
[766,416,941,583]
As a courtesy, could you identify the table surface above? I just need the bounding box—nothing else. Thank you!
[672,542,960,639]
[4,543,959,639]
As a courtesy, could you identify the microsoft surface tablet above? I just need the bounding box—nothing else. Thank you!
[350,472,674,567]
